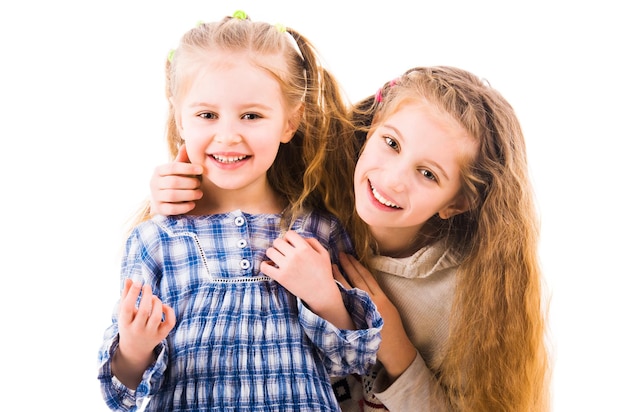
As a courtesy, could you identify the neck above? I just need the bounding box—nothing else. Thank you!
[370,224,437,258]
[189,181,287,215]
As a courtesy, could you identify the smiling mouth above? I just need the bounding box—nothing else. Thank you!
[370,182,400,209]
[211,154,249,163]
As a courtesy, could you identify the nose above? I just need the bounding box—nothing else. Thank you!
[382,163,409,193]
[215,132,242,145]
[215,120,243,145]
[384,158,415,193]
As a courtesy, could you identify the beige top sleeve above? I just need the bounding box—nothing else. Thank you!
[372,355,450,411]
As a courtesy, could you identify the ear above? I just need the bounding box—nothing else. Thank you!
[280,103,303,143]
[438,195,470,220]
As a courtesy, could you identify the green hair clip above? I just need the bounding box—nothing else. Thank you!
[232,10,247,20]
[167,49,175,62]
[274,23,286,33]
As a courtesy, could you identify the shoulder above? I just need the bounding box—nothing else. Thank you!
[295,208,346,235]
[128,214,205,241]
[371,240,460,280]
[293,209,353,255]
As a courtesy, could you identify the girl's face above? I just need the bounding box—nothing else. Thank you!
[174,52,299,207]
[354,100,477,249]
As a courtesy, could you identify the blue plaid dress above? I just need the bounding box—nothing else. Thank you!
[98,209,382,412]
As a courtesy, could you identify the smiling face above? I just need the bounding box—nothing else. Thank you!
[353,99,477,255]
[173,51,299,211]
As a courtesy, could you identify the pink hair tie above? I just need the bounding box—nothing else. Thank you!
[375,88,384,103]
[375,77,399,103]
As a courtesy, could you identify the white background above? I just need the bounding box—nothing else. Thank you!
[1,1,624,410]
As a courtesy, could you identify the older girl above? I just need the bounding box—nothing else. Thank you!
[335,67,550,411]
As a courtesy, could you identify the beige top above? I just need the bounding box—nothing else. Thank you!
[334,240,459,412]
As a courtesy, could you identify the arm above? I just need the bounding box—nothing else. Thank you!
[334,252,451,411]
[98,282,175,411]
[150,144,204,216]
[261,230,354,329]
[112,279,176,389]
[261,229,382,376]
[335,253,416,379]
[371,355,451,412]
[98,226,176,411]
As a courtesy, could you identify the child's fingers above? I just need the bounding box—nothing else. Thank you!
[264,248,285,274]
[332,264,352,288]
[160,304,177,331]
[283,230,328,256]
[159,175,203,191]
[175,144,190,163]
[282,230,305,248]
[303,236,327,255]
[134,283,154,325]
[154,163,203,183]
[118,280,141,325]
[120,278,134,299]
[145,295,165,330]
[338,252,379,294]
[156,201,197,216]
[173,144,204,175]
[268,237,291,257]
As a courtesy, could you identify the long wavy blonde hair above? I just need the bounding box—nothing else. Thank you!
[351,66,551,411]
[132,13,357,230]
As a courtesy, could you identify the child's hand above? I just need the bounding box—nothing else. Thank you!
[150,144,204,216]
[262,230,354,329]
[262,230,334,301]
[333,252,417,380]
[112,279,176,388]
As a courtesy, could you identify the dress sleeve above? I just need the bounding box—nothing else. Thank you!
[297,212,382,376]
[97,333,168,411]
[96,224,170,411]
[298,282,382,377]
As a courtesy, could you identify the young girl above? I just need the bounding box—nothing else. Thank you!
[151,66,551,411]
[98,12,382,412]
[332,66,551,411]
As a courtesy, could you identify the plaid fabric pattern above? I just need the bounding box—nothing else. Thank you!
[98,210,382,411]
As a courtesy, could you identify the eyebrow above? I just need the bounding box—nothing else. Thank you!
[187,101,274,111]
[383,123,451,181]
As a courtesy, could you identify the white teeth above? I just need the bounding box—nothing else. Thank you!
[212,155,247,163]
[370,184,400,208]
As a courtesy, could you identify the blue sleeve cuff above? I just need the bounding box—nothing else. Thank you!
[298,281,382,376]
[97,333,168,411]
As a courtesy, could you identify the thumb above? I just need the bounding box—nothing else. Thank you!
[175,144,190,163]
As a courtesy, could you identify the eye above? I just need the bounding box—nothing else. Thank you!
[242,113,261,120]
[198,112,217,120]
[384,136,399,151]
[419,168,438,182]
